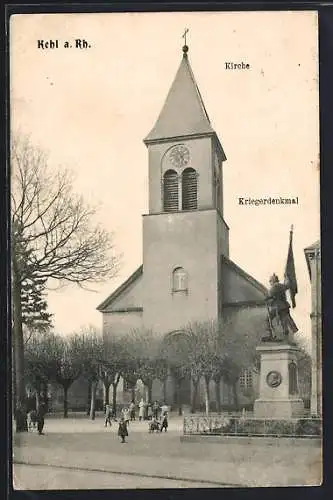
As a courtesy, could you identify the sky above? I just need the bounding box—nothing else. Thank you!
[10,11,319,348]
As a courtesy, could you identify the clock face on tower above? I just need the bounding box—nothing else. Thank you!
[168,145,190,168]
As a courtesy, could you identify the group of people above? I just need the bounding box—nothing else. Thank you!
[138,399,169,422]
[104,399,170,443]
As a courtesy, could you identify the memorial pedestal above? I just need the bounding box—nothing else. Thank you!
[254,342,305,419]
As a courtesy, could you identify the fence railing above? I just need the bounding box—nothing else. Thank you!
[183,415,322,438]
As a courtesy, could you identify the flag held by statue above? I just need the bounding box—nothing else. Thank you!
[285,225,298,308]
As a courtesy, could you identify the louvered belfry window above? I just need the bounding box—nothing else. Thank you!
[163,169,179,212]
[182,168,197,210]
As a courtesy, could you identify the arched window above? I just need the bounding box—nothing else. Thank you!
[163,170,178,212]
[172,267,188,292]
[288,362,298,395]
[182,168,197,210]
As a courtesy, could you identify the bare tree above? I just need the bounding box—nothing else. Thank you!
[97,337,115,406]
[11,134,120,430]
[25,330,55,411]
[155,356,169,403]
[51,333,85,418]
[123,328,161,403]
[100,333,127,417]
[295,344,312,404]
[162,332,190,416]
[80,327,104,420]
[179,308,266,415]
[221,307,266,409]
[184,320,221,416]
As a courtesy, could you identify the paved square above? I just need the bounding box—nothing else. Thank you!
[12,414,322,489]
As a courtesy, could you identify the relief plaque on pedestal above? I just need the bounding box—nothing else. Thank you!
[254,342,305,419]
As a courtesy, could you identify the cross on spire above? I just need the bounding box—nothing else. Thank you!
[182,28,189,55]
[182,28,189,46]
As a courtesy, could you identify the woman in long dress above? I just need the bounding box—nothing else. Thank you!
[138,398,145,421]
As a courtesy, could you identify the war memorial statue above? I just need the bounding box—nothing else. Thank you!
[262,226,298,343]
[263,273,298,343]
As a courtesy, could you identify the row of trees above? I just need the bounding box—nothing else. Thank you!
[24,306,267,419]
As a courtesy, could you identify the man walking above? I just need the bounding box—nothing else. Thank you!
[36,399,47,435]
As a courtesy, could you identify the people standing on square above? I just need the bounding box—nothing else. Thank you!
[160,412,168,432]
[129,400,136,421]
[104,404,112,427]
[144,401,149,420]
[138,398,145,421]
[118,417,128,443]
[124,407,130,426]
[161,402,168,417]
[36,399,47,435]
[153,400,160,420]
[147,402,153,420]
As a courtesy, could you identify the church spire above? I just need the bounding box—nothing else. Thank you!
[144,37,216,144]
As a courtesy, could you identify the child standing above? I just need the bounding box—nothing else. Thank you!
[118,417,128,443]
[129,401,136,421]
[104,404,112,427]
[160,412,168,432]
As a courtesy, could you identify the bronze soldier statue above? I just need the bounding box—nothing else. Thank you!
[264,273,298,342]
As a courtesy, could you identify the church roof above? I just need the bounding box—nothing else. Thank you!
[96,265,143,312]
[221,255,268,305]
[304,240,320,278]
[304,240,320,252]
[144,48,217,144]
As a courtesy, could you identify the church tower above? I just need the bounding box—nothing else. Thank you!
[142,44,229,334]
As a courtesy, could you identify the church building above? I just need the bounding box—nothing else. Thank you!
[97,44,268,408]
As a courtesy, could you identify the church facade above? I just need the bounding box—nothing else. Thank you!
[97,45,268,409]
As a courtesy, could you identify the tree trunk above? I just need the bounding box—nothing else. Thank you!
[147,381,153,403]
[86,380,92,415]
[204,376,210,416]
[163,379,167,403]
[173,379,177,406]
[35,391,40,413]
[63,385,69,418]
[176,379,183,416]
[90,381,96,420]
[112,384,117,418]
[131,386,136,402]
[215,378,221,414]
[103,382,110,406]
[191,379,199,414]
[12,272,27,432]
[232,382,239,411]
[43,382,49,411]
[112,374,120,418]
